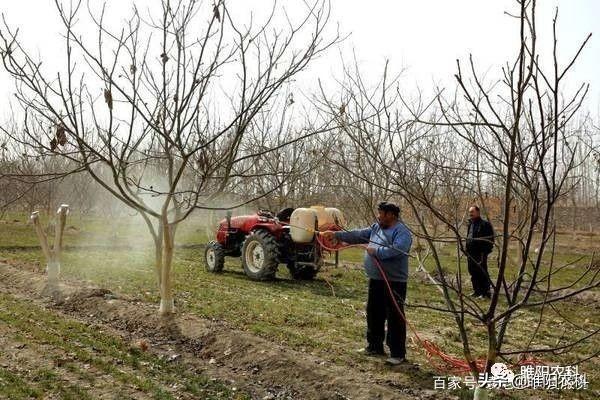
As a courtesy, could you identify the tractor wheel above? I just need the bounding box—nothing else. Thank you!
[241,230,279,280]
[204,241,225,273]
[287,263,318,280]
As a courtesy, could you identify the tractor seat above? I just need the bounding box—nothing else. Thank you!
[276,207,295,222]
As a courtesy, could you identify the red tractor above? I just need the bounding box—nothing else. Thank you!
[204,208,340,280]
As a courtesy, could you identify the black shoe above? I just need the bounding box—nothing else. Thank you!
[481,292,491,299]
[469,292,479,298]
[359,346,386,357]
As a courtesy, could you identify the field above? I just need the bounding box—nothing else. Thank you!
[0,213,598,399]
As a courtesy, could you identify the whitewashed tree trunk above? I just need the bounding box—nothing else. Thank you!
[46,260,60,289]
[158,217,176,315]
[473,386,488,400]
[31,204,69,298]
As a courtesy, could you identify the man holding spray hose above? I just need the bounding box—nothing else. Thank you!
[321,201,412,366]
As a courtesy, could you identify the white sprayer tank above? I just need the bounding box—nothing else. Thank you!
[310,205,345,230]
[290,208,318,243]
[325,207,345,228]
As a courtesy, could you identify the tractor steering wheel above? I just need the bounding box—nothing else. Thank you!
[257,209,274,219]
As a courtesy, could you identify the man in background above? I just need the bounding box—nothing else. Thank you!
[466,205,494,299]
[321,201,412,366]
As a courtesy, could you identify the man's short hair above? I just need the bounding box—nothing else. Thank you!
[378,201,400,217]
[470,205,480,212]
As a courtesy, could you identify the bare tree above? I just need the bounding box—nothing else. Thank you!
[0,0,339,314]
[320,1,599,398]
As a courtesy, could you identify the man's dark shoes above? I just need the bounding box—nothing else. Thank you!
[359,346,386,357]
[469,292,479,298]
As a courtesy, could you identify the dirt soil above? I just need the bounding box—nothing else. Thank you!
[0,262,450,400]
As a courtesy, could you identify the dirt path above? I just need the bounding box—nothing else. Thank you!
[0,262,453,400]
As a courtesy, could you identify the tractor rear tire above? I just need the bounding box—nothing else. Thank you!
[287,263,318,280]
[241,230,279,280]
[204,241,225,273]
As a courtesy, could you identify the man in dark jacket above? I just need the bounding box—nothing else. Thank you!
[321,201,412,366]
[466,205,494,299]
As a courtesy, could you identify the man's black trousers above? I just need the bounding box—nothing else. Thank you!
[467,252,491,296]
[366,279,407,358]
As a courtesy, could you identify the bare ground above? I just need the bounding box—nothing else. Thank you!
[0,262,449,400]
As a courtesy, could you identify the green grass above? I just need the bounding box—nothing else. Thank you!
[0,292,248,400]
[0,212,598,397]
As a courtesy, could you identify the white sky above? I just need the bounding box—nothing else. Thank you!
[0,0,598,117]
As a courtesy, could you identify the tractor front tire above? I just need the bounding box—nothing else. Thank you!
[241,230,279,280]
[205,241,225,273]
[287,263,318,280]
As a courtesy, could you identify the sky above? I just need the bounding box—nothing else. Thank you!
[0,0,598,117]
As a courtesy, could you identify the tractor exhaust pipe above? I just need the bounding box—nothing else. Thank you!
[225,211,232,246]
[226,210,232,229]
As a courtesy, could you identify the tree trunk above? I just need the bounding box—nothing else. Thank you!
[158,221,175,315]
[46,260,60,290]
[473,386,489,400]
[154,234,163,293]
[31,205,68,298]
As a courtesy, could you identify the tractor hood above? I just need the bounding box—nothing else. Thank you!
[220,214,263,229]
[219,213,286,230]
